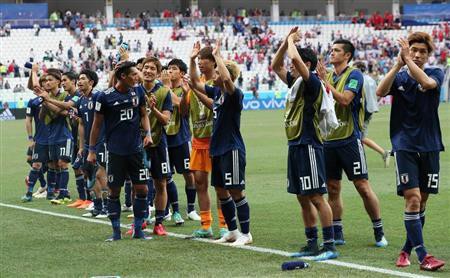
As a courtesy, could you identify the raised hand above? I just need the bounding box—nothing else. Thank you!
[212,39,221,56]
[287,26,299,39]
[191,41,201,59]
[118,46,129,62]
[181,74,191,92]
[34,86,49,99]
[148,94,157,110]
[160,69,171,87]
[316,60,328,82]
[397,38,410,61]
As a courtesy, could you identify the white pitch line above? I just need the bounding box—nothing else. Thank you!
[0,202,432,278]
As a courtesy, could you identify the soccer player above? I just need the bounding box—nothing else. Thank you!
[353,61,390,167]
[21,70,49,201]
[271,27,338,261]
[75,69,108,218]
[35,69,75,204]
[183,43,228,238]
[140,57,179,235]
[376,32,445,271]
[188,40,251,246]
[87,61,153,241]
[61,71,90,208]
[316,39,387,247]
[166,58,201,221]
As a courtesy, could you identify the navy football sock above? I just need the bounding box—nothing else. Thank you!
[27,168,40,193]
[107,197,121,238]
[75,174,86,200]
[133,196,147,237]
[332,219,344,240]
[155,210,165,225]
[47,168,57,193]
[372,218,384,242]
[404,212,427,262]
[322,226,335,249]
[185,185,196,213]
[58,168,69,196]
[220,197,237,232]
[38,169,46,188]
[124,180,132,207]
[305,226,318,246]
[402,210,425,254]
[55,169,61,191]
[235,197,250,234]
[167,179,179,213]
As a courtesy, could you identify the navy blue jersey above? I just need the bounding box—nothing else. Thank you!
[388,68,444,152]
[324,69,364,148]
[77,91,105,149]
[205,85,246,156]
[26,97,49,145]
[95,86,146,155]
[286,71,322,147]
[47,93,73,144]
[69,91,81,147]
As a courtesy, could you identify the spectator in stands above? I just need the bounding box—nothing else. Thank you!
[4,80,11,90]
[13,84,23,93]
[7,61,14,77]
[4,22,11,36]
[33,23,41,36]
[29,48,35,62]
[68,47,74,60]
[0,63,6,77]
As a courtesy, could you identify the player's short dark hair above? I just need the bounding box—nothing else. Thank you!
[114,61,137,80]
[353,61,366,73]
[142,57,162,73]
[296,47,318,71]
[80,69,99,87]
[408,32,434,53]
[136,57,145,65]
[168,58,188,73]
[333,39,355,62]
[62,71,78,81]
[46,68,62,81]
[198,46,216,63]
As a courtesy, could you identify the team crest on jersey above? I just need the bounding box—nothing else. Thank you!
[400,173,409,184]
[132,96,139,107]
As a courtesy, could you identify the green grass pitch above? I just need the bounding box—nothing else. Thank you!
[1,104,449,277]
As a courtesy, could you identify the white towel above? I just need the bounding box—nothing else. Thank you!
[319,82,338,137]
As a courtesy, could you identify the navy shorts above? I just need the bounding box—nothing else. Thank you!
[106,152,149,188]
[325,139,369,181]
[394,151,440,196]
[32,143,49,163]
[49,140,73,162]
[287,144,327,196]
[146,145,171,179]
[168,142,191,174]
[211,149,246,190]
